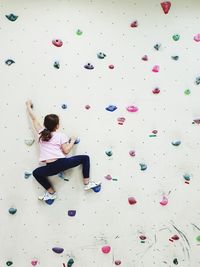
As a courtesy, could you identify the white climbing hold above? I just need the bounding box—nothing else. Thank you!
[24,138,35,146]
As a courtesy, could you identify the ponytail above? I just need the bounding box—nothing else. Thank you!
[39,128,52,142]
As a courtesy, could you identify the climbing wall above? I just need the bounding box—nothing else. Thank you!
[1,0,200,266]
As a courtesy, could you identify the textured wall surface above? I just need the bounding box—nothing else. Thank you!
[1,0,200,266]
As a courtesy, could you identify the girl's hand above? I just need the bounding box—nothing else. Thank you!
[70,136,77,144]
[26,100,33,108]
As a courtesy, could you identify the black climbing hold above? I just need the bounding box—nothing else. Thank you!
[171,56,179,61]
[9,207,17,215]
[6,261,13,266]
[5,59,15,66]
[67,258,74,267]
[6,13,18,21]
[154,43,161,51]
[54,61,60,69]
[97,52,106,59]
[173,258,178,265]
[195,76,200,85]
[61,104,67,109]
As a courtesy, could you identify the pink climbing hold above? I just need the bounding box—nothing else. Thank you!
[152,87,160,94]
[52,39,63,47]
[130,20,138,28]
[109,64,114,69]
[31,260,38,266]
[139,235,147,240]
[102,245,111,254]
[142,55,148,61]
[105,174,112,180]
[115,260,122,265]
[160,196,168,206]
[128,197,137,205]
[152,65,160,73]
[129,150,136,157]
[161,2,171,14]
[194,34,200,42]
[117,117,126,125]
[126,105,138,112]
[152,130,158,134]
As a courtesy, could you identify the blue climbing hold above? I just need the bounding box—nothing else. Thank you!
[172,140,181,146]
[106,105,117,112]
[84,63,94,70]
[92,184,101,193]
[52,247,64,254]
[68,210,76,217]
[45,199,54,205]
[61,104,67,109]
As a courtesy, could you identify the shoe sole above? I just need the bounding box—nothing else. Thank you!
[84,182,101,190]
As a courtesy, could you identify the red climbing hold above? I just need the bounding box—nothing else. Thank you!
[161,2,171,14]
[115,260,122,265]
[52,39,63,47]
[171,234,179,241]
[102,245,111,254]
[152,88,160,94]
[130,20,138,28]
[109,64,114,69]
[128,197,137,205]
[142,55,148,61]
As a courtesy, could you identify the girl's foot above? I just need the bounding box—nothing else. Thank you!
[38,191,57,201]
[84,180,101,190]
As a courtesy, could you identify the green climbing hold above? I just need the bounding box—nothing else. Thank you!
[6,261,13,266]
[9,207,17,215]
[76,29,83,36]
[6,13,18,21]
[196,235,200,242]
[183,174,190,181]
[105,150,113,157]
[184,89,191,95]
[173,258,178,265]
[172,34,180,41]
[67,258,74,267]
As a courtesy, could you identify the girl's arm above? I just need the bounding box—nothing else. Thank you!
[61,137,76,155]
[26,100,43,133]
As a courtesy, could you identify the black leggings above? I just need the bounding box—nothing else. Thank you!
[32,155,90,190]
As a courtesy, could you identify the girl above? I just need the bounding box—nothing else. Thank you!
[26,100,101,201]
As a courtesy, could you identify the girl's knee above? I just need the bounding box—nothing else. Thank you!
[32,168,39,178]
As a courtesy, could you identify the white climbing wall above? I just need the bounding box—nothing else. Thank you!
[1,0,200,266]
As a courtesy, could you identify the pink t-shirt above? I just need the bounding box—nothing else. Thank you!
[38,130,69,162]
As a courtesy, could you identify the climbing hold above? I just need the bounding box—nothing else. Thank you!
[194,34,200,42]
[105,174,112,180]
[171,235,179,241]
[117,117,126,125]
[6,261,13,266]
[8,207,17,215]
[31,259,38,266]
[130,20,138,28]
[92,184,101,193]
[141,55,148,61]
[114,260,122,265]
[58,172,65,179]
[183,174,190,181]
[6,13,18,21]
[171,140,181,146]
[193,119,200,124]
[126,105,138,112]
[101,245,111,254]
[24,171,32,179]
[45,199,54,205]
[154,43,161,51]
[173,258,178,265]
[97,52,106,59]
[52,247,64,254]
[24,138,35,146]
[152,65,160,73]
[84,63,94,70]
[171,56,179,61]
[106,105,117,112]
[105,150,113,157]
[184,89,191,95]
[129,150,136,157]
[152,87,160,94]
[74,137,80,144]
[85,104,91,110]
[160,196,168,206]
[140,163,147,171]
[128,197,137,205]
[68,210,76,217]
[61,104,67,109]
[108,64,114,69]
[196,235,200,242]
[52,39,63,47]
[5,59,15,66]
[139,235,147,241]
[161,2,171,14]
[54,61,60,69]
[152,130,158,134]
[67,258,74,267]
[172,34,180,41]
[195,76,200,85]
[76,29,83,36]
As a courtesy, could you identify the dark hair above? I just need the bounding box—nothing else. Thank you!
[39,114,59,142]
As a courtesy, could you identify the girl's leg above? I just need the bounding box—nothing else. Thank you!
[32,166,55,192]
